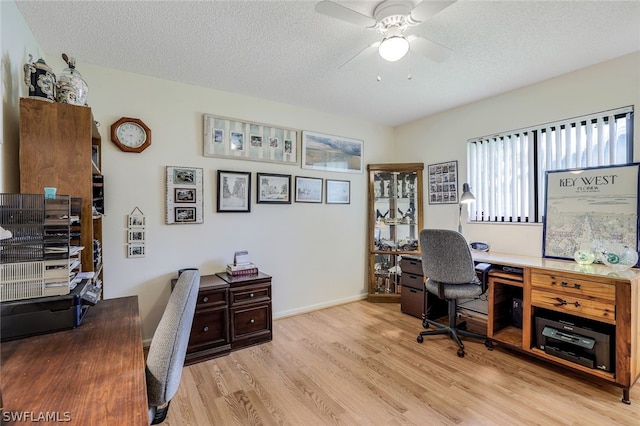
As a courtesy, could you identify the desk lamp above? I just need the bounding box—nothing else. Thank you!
[458,183,475,233]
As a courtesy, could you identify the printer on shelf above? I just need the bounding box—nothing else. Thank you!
[535,313,614,372]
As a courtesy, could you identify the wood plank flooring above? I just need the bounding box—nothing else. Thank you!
[165,301,640,425]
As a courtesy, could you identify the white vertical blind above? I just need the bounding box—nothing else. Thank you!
[467,106,633,224]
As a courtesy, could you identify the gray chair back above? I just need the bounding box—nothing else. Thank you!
[419,229,476,284]
[146,270,199,414]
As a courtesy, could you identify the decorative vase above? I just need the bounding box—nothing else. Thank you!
[573,244,596,265]
[56,54,88,106]
[23,55,56,102]
[601,243,639,270]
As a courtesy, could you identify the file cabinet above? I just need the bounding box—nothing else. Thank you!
[400,255,447,320]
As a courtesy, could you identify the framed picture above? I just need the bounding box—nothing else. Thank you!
[128,244,145,258]
[257,173,291,204]
[543,163,640,265]
[302,130,363,174]
[428,160,459,204]
[128,230,145,243]
[295,176,323,203]
[326,179,350,204]
[128,215,145,227]
[174,187,196,203]
[203,114,298,165]
[217,170,251,212]
[175,207,197,222]
[166,166,203,224]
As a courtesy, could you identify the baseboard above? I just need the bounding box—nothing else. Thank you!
[273,293,369,320]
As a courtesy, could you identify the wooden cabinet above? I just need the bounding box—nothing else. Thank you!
[183,272,272,365]
[19,98,103,289]
[367,163,424,302]
[477,252,640,403]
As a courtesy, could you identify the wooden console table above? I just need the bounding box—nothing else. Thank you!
[0,296,148,424]
[473,252,640,403]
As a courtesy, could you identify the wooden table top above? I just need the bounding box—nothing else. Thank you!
[1,296,148,425]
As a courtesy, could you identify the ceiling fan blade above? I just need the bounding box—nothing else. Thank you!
[410,0,457,23]
[315,0,377,27]
[338,41,380,69]
[409,36,453,63]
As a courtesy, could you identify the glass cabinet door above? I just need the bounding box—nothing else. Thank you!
[367,163,423,302]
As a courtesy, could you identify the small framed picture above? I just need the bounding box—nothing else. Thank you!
[175,206,197,222]
[250,135,263,147]
[326,179,350,204]
[128,230,145,243]
[173,168,196,185]
[217,170,251,212]
[257,173,291,204]
[295,176,323,203]
[128,215,145,227]
[230,131,244,151]
[128,244,145,258]
[174,187,196,203]
[213,129,224,143]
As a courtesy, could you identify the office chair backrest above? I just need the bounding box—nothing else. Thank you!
[419,229,476,284]
[146,269,199,419]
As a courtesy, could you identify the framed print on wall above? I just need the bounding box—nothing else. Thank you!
[257,173,291,204]
[542,163,640,265]
[428,160,458,204]
[301,131,363,174]
[203,114,298,165]
[295,176,323,203]
[217,170,251,212]
[166,166,204,224]
[325,179,350,204]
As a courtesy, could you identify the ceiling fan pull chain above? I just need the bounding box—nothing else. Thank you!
[407,49,413,80]
[377,54,382,82]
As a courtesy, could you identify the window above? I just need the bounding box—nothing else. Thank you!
[467,106,634,224]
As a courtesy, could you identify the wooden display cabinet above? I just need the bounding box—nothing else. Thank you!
[367,163,423,302]
[19,98,104,289]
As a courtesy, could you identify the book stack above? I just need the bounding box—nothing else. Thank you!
[226,262,258,276]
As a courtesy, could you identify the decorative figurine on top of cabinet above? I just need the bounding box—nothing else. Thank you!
[57,53,89,106]
[23,55,56,102]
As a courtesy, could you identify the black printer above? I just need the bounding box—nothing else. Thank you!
[0,279,101,342]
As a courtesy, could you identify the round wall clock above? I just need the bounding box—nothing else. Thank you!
[110,117,151,153]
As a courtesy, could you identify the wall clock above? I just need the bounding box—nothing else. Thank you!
[110,117,151,153]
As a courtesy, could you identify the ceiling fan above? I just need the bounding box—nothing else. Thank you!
[315,0,456,68]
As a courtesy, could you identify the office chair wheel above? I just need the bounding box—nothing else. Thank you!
[485,339,493,350]
[422,320,430,329]
[417,335,424,343]
[457,348,465,358]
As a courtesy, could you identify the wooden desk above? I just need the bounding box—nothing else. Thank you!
[473,252,640,403]
[1,296,148,424]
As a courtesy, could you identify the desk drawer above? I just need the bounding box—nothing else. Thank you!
[531,289,615,324]
[400,272,424,291]
[230,284,271,306]
[189,309,229,347]
[401,286,423,318]
[531,272,615,302]
[230,303,271,341]
[196,288,228,309]
[400,256,423,276]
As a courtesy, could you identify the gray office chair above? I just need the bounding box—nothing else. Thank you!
[416,229,493,357]
[146,269,200,424]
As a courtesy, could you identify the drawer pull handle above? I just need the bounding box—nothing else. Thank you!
[250,319,255,324]
[560,281,581,289]
[203,326,209,332]
[553,297,580,308]
[249,293,254,298]
[203,296,209,302]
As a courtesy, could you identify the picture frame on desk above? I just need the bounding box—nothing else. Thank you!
[543,163,640,265]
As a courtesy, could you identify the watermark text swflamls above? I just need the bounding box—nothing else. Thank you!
[2,411,71,422]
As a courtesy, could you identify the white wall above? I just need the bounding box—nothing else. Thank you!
[1,0,43,192]
[395,52,640,257]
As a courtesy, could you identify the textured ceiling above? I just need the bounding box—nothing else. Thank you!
[15,0,640,127]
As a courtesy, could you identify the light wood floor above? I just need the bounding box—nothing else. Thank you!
[165,301,640,425]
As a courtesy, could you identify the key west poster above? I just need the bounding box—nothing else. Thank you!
[543,163,640,261]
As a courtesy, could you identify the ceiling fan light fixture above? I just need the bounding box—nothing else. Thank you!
[378,35,410,62]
